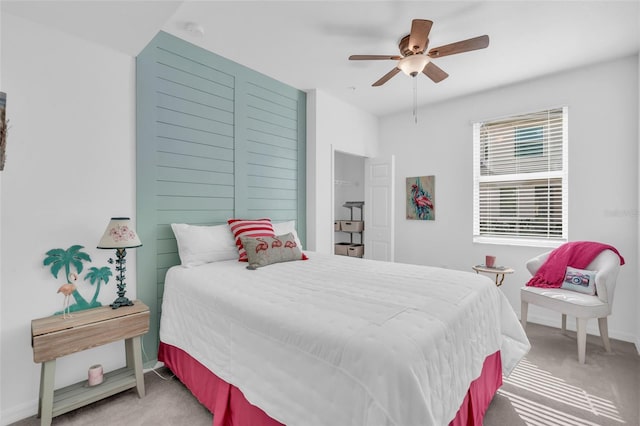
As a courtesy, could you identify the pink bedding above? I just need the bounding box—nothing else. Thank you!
[158,342,502,426]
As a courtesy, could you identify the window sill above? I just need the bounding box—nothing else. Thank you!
[473,236,565,248]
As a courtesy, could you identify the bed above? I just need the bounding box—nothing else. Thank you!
[158,230,530,426]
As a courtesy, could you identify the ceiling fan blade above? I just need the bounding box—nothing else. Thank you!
[349,55,402,60]
[422,61,449,83]
[428,35,489,58]
[372,68,401,86]
[408,19,433,53]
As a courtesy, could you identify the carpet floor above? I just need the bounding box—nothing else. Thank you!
[484,322,640,426]
[11,323,639,426]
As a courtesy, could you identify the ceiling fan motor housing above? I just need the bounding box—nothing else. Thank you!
[399,34,426,56]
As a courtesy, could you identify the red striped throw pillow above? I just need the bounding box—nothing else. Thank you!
[227,218,275,262]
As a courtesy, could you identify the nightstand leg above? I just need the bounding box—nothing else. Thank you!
[126,336,145,398]
[38,360,55,426]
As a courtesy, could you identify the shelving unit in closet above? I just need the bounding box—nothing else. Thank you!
[334,201,364,258]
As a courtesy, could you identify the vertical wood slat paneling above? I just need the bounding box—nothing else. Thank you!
[137,32,237,365]
[136,38,160,368]
[137,32,306,365]
[243,80,301,221]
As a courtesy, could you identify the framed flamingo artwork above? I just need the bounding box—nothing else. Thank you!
[406,175,435,220]
[0,92,6,171]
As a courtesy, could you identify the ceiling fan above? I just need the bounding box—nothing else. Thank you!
[349,19,489,86]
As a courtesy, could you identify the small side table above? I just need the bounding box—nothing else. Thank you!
[472,265,515,286]
[31,301,149,426]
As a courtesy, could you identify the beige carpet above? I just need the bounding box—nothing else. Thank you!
[12,323,639,426]
[485,322,640,426]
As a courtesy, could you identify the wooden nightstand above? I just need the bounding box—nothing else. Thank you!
[31,301,150,426]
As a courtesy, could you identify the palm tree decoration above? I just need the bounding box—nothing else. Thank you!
[43,245,92,311]
[85,266,113,307]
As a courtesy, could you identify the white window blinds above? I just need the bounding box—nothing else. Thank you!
[473,107,568,245]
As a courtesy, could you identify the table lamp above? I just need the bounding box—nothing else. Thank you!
[97,217,142,308]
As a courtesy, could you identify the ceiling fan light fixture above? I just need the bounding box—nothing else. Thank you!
[398,54,430,77]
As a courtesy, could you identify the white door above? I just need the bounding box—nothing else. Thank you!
[364,155,395,262]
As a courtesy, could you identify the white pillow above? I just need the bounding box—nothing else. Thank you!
[272,220,303,249]
[171,223,238,267]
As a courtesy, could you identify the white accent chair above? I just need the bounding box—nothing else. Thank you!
[520,249,622,364]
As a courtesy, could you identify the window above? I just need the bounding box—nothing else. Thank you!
[514,126,543,157]
[473,107,568,246]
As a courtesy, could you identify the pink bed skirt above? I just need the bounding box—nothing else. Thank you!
[158,342,502,426]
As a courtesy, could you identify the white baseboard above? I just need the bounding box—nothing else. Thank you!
[1,399,37,426]
[524,313,637,343]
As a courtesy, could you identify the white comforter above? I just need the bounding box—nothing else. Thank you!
[160,252,529,426]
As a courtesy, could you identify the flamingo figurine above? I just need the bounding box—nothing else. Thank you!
[57,272,78,319]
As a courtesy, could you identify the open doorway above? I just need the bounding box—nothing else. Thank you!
[334,151,365,258]
[333,150,395,262]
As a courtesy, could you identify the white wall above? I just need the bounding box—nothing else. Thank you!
[306,90,378,253]
[379,55,639,344]
[0,2,4,416]
[0,14,136,424]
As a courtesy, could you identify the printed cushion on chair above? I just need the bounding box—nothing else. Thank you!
[561,266,597,295]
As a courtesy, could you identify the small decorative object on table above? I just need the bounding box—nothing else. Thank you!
[56,273,78,319]
[88,364,104,386]
[485,255,496,268]
[472,264,515,286]
[43,245,93,316]
[97,217,142,309]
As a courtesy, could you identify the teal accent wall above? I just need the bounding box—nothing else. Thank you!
[136,32,306,365]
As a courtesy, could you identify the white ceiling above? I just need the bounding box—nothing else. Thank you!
[4,1,639,116]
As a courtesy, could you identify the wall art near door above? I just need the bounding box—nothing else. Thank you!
[406,175,435,220]
[0,92,6,171]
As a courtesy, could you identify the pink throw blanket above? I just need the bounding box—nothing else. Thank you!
[526,241,625,288]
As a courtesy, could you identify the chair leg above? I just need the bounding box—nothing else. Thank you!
[576,318,587,364]
[520,301,528,330]
[598,317,612,353]
[561,314,567,332]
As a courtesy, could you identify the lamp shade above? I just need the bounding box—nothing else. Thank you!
[97,217,142,249]
[398,54,430,76]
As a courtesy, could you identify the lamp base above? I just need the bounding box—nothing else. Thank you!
[110,296,134,309]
